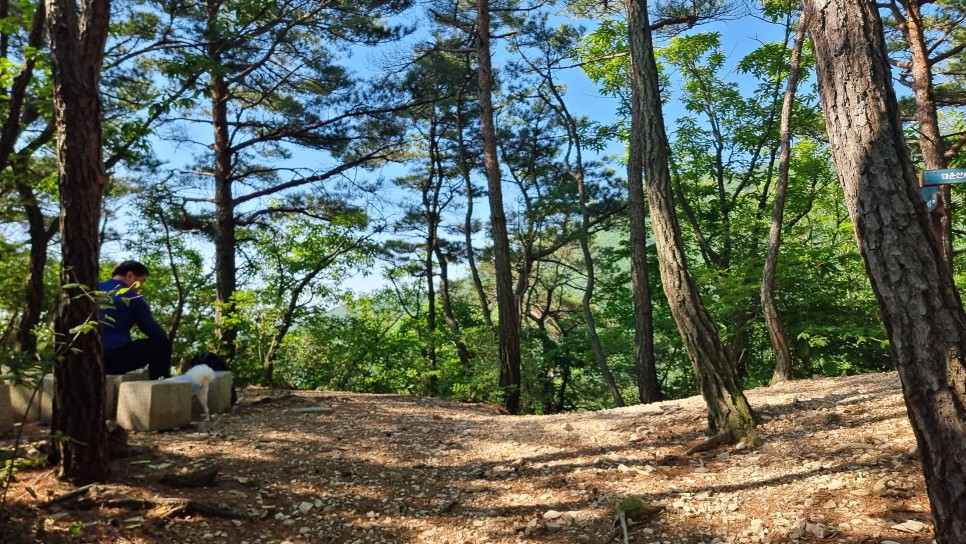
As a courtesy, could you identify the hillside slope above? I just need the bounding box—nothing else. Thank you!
[3,372,933,543]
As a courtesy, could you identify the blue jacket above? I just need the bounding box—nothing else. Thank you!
[98,278,168,351]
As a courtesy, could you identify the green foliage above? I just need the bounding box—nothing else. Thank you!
[273,290,429,393]
[0,0,942,422]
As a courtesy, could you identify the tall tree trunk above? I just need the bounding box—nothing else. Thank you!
[207,2,237,360]
[475,0,521,413]
[425,219,438,395]
[424,118,442,395]
[626,0,756,439]
[897,0,952,262]
[764,14,806,385]
[45,0,111,483]
[455,91,493,328]
[803,1,966,540]
[623,0,661,406]
[212,75,237,360]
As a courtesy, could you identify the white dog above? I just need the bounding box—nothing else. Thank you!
[166,363,216,421]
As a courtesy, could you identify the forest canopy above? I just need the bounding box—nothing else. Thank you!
[0,0,964,416]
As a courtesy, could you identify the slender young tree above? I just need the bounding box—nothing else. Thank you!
[764,10,807,385]
[803,0,966,539]
[45,0,111,482]
[626,0,757,442]
[395,46,477,370]
[515,19,626,407]
[623,10,662,405]
[476,0,522,413]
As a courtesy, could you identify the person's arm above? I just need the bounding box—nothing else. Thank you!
[127,296,168,340]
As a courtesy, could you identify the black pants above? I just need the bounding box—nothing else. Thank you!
[104,337,172,379]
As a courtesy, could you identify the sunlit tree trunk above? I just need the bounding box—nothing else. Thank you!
[627,0,756,439]
[804,1,966,539]
[624,4,662,403]
[476,0,521,413]
[764,14,806,385]
[207,0,237,360]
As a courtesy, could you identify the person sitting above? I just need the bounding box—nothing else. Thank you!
[99,260,172,379]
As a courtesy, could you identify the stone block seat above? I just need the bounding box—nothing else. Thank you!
[1,373,53,424]
[117,380,191,432]
[105,370,149,420]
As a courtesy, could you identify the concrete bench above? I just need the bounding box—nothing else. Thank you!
[3,370,149,424]
[105,371,149,420]
[2,374,53,424]
[116,380,191,432]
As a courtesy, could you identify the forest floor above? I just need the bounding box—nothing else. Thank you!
[1,372,936,544]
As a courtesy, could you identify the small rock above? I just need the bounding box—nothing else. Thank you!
[873,477,891,495]
[891,520,928,533]
[605,453,628,464]
[543,510,562,520]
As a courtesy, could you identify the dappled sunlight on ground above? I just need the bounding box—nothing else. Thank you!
[2,372,934,543]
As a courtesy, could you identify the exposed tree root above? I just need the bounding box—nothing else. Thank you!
[41,484,248,520]
[685,431,734,455]
[686,430,762,455]
[160,464,220,488]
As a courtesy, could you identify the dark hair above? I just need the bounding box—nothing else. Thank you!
[111,260,150,277]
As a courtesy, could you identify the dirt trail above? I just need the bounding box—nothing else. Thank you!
[2,372,932,543]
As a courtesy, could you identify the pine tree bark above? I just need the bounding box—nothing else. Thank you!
[764,14,806,385]
[803,1,966,540]
[425,195,439,396]
[626,0,755,437]
[475,0,521,413]
[207,0,237,360]
[623,0,661,405]
[46,0,111,483]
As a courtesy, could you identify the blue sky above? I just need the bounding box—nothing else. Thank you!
[105,7,795,296]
